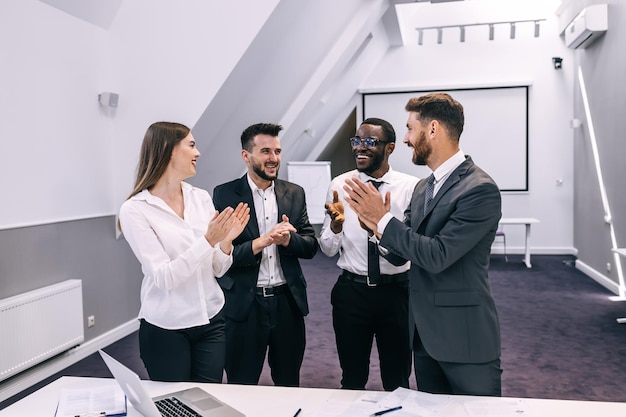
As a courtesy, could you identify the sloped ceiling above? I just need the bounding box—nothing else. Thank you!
[190,0,398,191]
[38,0,123,29]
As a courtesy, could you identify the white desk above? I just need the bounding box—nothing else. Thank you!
[499,217,540,268]
[3,376,626,417]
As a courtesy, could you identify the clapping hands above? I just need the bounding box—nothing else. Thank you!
[205,202,250,251]
[343,178,390,238]
[267,214,296,247]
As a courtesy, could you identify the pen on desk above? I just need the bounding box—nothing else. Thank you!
[293,407,302,417]
[371,405,402,416]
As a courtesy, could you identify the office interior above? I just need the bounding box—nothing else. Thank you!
[1,0,624,403]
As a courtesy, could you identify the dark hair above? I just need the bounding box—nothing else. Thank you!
[241,123,283,152]
[127,121,190,199]
[405,93,464,142]
[361,117,396,143]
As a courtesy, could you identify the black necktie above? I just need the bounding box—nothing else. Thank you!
[367,180,384,285]
[423,174,435,215]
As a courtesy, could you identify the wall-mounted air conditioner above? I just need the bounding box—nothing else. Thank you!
[564,4,608,49]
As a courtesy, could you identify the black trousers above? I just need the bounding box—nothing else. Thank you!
[331,275,411,391]
[224,289,305,387]
[138,310,225,383]
[412,328,502,396]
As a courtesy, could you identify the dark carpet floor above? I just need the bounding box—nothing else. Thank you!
[3,253,626,409]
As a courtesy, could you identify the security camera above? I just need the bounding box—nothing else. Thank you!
[552,57,563,70]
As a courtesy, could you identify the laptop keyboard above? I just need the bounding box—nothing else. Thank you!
[155,397,202,417]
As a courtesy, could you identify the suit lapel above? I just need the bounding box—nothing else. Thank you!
[417,156,473,226]
[274,180,288,222]
[235,176,261,238]
[414,178,429,220]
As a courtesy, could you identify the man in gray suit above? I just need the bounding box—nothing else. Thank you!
[343,93,502,396]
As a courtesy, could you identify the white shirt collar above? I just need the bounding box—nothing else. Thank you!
[357,166,395,184]
[246,173,274,194]
[132,182,192,203]
[432,149,465,184]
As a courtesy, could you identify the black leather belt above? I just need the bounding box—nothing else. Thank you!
[340,270,408,287]
[255,284,289,297]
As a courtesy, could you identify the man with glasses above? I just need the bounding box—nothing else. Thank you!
[320,118,419,391]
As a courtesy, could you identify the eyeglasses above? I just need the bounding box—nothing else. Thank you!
[349,137,389,148]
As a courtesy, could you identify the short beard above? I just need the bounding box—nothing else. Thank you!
[412,131,430,166]
[412,149,429,166]
[253,163,278,181]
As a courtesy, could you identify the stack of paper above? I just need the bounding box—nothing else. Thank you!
[55,385,127,417]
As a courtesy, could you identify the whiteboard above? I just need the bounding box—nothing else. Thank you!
[287,161,331,224]
[363,87,528,191]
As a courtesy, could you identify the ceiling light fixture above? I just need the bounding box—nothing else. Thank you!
[534,21,540,37]
[415,18,546,45]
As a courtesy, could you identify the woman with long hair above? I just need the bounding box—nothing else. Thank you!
[119,121,249,382]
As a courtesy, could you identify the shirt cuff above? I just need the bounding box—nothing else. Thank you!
[378,213,394,235]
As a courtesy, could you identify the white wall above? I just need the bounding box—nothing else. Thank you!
[0,0,577,255]
[108,0,280,212]
[0,0,113,229]
[361,3,575,253]
[0,0,279,230]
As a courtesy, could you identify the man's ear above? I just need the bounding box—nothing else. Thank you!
[241,149,249,163]
[429,120,439,137]
[386,142,395,155]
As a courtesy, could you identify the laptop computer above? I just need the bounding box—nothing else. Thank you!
[99,350,245,417]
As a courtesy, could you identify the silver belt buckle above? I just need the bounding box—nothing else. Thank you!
[262,287,274,297]
[366,276,377,287]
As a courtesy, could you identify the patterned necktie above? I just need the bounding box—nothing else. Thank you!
[367,180,384,284]
[423,174,435,215]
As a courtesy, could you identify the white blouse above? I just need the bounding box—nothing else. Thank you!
[119,182,232,330]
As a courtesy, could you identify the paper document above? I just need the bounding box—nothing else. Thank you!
[313,388,451,417]
[462,397,532,417]
[55,385,127,417]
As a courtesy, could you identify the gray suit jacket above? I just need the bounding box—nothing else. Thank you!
[380,156,502,364]
[212,175,318,321]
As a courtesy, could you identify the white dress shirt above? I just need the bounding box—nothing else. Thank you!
[119,182,232,330]
[320,168,419,275]
[247,174,286,287]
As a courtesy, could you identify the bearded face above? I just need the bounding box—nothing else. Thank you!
[411,130,431,166]
[244,134,281,183]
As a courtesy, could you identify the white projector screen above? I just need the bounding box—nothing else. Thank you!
[362,86,528,192]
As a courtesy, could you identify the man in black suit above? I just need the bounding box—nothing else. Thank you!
[343,93,502,396]
[212,123,318,387]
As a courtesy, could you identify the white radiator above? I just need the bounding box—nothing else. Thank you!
[0,279,84,382]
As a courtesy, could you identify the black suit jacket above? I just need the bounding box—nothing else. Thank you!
[212,175,318,321]
[380,156,502,364]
